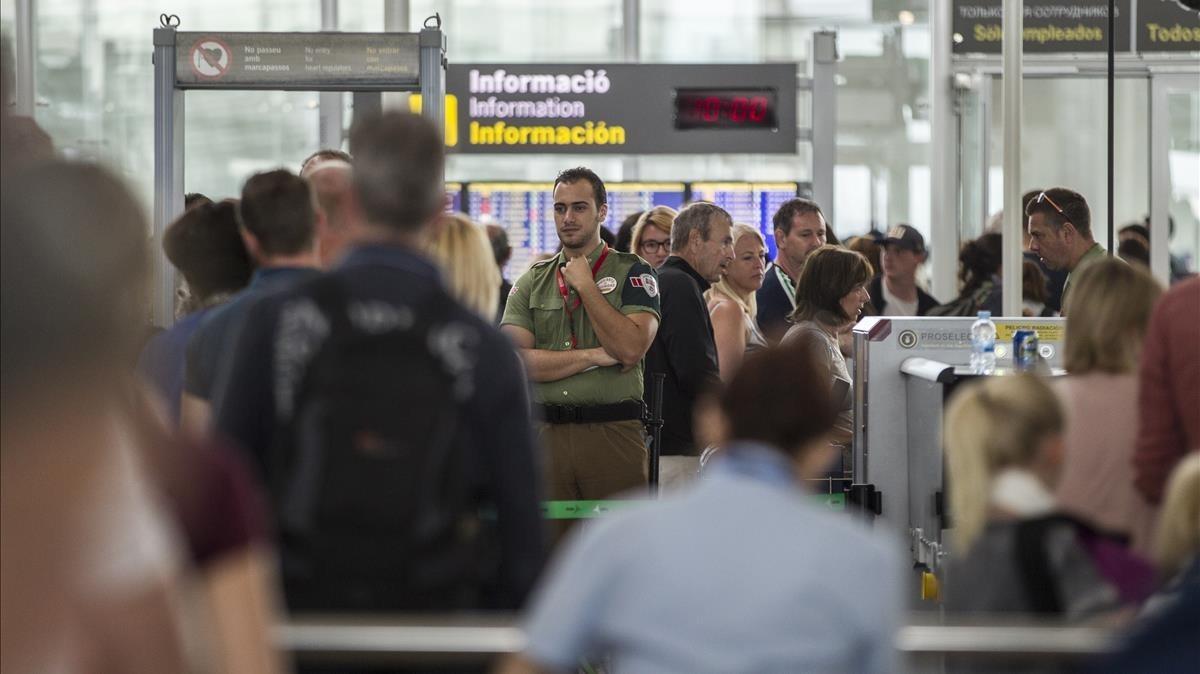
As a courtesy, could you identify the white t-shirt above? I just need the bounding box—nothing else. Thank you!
[881,278,919,317]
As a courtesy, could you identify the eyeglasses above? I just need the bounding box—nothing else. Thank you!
[1033,191,1067,219]
[640,240,669,253]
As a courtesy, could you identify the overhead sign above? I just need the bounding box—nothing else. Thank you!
[1138,0,1200,52]
[952,0,1133,53]
[441,63,798,154]
[174,32,421,90]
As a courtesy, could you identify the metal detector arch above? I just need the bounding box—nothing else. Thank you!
[152,13,446,325]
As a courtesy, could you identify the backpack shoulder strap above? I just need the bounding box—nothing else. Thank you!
[1014,515,1068,614]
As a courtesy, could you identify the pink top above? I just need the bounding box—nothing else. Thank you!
[1135,277,1200,504]
[1053,373,1157,555]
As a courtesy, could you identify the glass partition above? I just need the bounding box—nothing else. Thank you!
[1162,81,1199,277]
[986,76,1151,251]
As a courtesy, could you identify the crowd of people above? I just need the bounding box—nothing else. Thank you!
[3,42,1199,672]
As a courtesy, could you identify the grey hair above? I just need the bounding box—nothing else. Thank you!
[671,202,732,253]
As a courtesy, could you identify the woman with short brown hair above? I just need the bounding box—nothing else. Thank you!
[782,245,873,446]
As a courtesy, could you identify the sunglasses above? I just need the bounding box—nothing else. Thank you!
[1033,191,1068,220]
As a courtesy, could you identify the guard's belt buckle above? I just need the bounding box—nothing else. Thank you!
[547,405,580,424]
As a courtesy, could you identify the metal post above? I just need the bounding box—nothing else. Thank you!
[382,0,411,110]
[929,0,957,302]
[620,0,640,180]
[318,0,343,150]
[1148,78,1171,285]
[418,15,446,150]
[1106,0,1115,256]
[648,372,665,495]
[811,31,838,224]
[384,0,410,30]
[1001,0,1022,318]
[153,22,185,326]
[621,0,639,61]
[14,0,35,116]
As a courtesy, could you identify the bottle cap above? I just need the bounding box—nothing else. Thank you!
[978,311,991,319]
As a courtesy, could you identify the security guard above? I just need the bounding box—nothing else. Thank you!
[502,167,661,506]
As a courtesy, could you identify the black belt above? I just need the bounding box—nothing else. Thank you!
[537,401,645,425]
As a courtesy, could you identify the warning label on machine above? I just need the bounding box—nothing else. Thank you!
[995,322,1064,343]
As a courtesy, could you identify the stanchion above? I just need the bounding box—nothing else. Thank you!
[646,372,666,495]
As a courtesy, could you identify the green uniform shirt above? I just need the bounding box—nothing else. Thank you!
[1062,242,1108,312]
[502,243,661,405]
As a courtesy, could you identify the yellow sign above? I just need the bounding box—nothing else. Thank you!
[995,322,1064,343]
[407,94,459,147]
[921,570,941,602]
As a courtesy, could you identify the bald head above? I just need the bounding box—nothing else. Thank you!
[304,160,358,266]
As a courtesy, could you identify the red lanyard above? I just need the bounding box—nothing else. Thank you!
[556,245,611,349]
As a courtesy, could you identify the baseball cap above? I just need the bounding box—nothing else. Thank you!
[883,224,925,253]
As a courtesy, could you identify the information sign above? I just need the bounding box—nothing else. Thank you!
[952,0,1132,53]
[1138,0,1200,52]
[444,64,798,154]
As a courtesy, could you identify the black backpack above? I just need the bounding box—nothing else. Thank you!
[270,276,488,612]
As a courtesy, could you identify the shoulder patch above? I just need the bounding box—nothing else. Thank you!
[596,276,618,294]
[508,283,520,297]
[629,273,659,298]
[621,261,662,310]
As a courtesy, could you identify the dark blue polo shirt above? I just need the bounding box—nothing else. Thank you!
[138,308,214,424]
[185,266,321,401]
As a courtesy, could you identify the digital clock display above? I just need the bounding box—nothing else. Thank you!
[673,88,778,130]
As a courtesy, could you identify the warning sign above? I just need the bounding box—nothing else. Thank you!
[175,32,420,90]
[995,322,1064,343]
[190,38,232,80]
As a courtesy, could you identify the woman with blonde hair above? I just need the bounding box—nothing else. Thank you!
[706,224,768,381]
[629,205,677,268]
[1142,455,1200,613]
[1054,259,1162,555]
[943,375,1152,618]
[428,213,502,322]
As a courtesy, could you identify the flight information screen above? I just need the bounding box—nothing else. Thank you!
[466,182,556,279]
[689,182,800,261]
[603,182,687,232]
[467,182,688,278]
[446,182,464,213]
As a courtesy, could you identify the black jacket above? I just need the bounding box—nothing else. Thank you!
[212,244,544,611]
[644,256,721,457]
[864,275,940,317]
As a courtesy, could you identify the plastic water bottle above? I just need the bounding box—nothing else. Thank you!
[970,311,997,375]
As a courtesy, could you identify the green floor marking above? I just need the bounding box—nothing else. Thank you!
[542,493,846,520]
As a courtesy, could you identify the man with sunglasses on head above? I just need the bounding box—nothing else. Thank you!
[1025,187,1106,315]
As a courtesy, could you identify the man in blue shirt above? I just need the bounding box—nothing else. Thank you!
[503,338,903,674]
[181,169,321,434]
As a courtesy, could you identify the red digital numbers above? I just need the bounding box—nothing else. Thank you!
[690,95,770,125]
[676,89,774,129]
